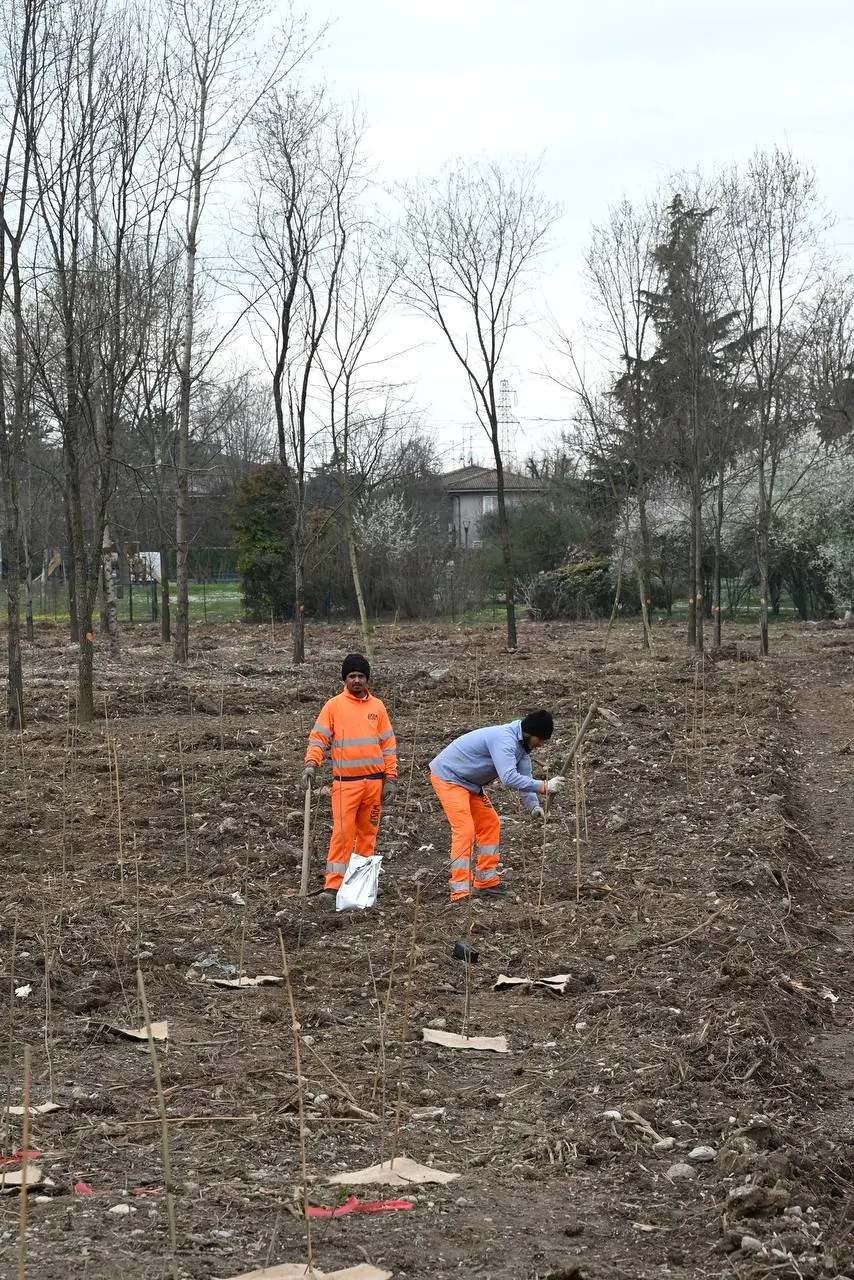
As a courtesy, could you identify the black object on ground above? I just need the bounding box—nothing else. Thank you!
[452,940,479,963]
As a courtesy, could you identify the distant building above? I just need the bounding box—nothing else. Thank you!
[441,464,544,548]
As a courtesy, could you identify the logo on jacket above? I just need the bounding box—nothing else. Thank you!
[367,713,378,721]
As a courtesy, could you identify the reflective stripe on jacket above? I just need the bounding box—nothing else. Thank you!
[429,719,543,811]
[305,689,397,782]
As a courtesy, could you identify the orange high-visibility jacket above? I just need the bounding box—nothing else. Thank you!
[305,689,397,782]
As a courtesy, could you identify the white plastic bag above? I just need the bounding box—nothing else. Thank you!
[336,854,382,912]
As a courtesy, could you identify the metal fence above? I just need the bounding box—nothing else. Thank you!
[0,578,244,625]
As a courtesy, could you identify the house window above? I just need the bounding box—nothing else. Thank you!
[482,494,497,514]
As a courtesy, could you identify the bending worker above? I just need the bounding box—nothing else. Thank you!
[302,653,398,893]
[429,710,564,901]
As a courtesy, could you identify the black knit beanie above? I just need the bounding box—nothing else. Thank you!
[521,709,553,740]
[341,653,371,681]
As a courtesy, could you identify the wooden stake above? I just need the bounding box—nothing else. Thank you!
[370,933,398,1110]
[178,735,190,878]
[574,754,583,904]
[579,749,589,841]
[278,931,313,1271]
[17,1045,30,1280]
[42,934,55,1103]
[401,707,421,827]
[4,912,19,1152]
[136,969,178,1279]
[113,741,125,899]
[300,785,312,896]
[461,875,474,1037]
[391,886,421,1164]
[536,794,549,914]
[561,702,597,774]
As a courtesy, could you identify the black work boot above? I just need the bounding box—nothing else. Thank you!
[476,884,508,900]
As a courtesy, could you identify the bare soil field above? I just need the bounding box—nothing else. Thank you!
[1,617,852,1280]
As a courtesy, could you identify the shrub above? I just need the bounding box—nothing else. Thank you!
[528,555,636,620]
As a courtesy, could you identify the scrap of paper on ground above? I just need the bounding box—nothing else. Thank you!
[328,1155,459,1187]
[421,1027,509,1052]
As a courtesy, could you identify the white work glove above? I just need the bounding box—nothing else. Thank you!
[301,764,317,791]
[530,803,546,820]
[545,775,566,795]
[381,777,398,805]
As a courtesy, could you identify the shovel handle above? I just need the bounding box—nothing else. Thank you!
[300,784,312,897]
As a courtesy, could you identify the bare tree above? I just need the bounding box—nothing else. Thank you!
[126,237,185,642]
[582,197,662,634]
[397,159,559,649]
[206,370,276,489]
[246,86,359,662]
[0,0,48,727]
[722,148,827,655]
[807,274,854,449]
[163,0,307,661]
[556,352,649,643]
[319,230,398,656]
[27,1,174,718]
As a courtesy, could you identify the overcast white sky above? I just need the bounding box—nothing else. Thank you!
[297,0,854,468]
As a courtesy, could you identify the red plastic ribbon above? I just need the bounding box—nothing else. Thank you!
[307,1195,414,1218]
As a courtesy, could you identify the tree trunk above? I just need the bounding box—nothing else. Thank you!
[23,526,34,646]
[174,401,190,660]
[605,520,628,646]
[65,527,78,642]
[65,426,95,723]
[78,626,95,724]
[694,488,704,654]
[345,516,372,659]
[1,492,24,729]
[159,539,171,643]
[712,466,724,648]
[174,189,199,663]
[686,557,696,648]
[637,489,653,648]
[292,483,306,663]
[101,524,120,656]
[293,555,305,663]
[636,564,652,648]
[99,553,110,632]
[493,447,517,650]
[757,521,770,657]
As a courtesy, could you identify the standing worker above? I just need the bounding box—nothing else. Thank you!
[429,711,564,901]
[302,654,398,893]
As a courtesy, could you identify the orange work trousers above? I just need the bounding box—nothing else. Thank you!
[430,773,501,900]
[324,778,383,890]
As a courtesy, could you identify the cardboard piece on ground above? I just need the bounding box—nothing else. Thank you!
[328,1156,459,1187]
[1,1165,43,1194]
[422,1027,509,1053]
[104,1021,168,1042]
[493,973,571,995]
[222,1265,391,1280]
[5,1101,61,1117]
[200,975,283,988]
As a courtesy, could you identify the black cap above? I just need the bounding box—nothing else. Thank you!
[342,653,371,681]
[521,709,553,740]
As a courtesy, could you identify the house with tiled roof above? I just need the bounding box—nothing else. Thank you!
[441,464,544,548]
